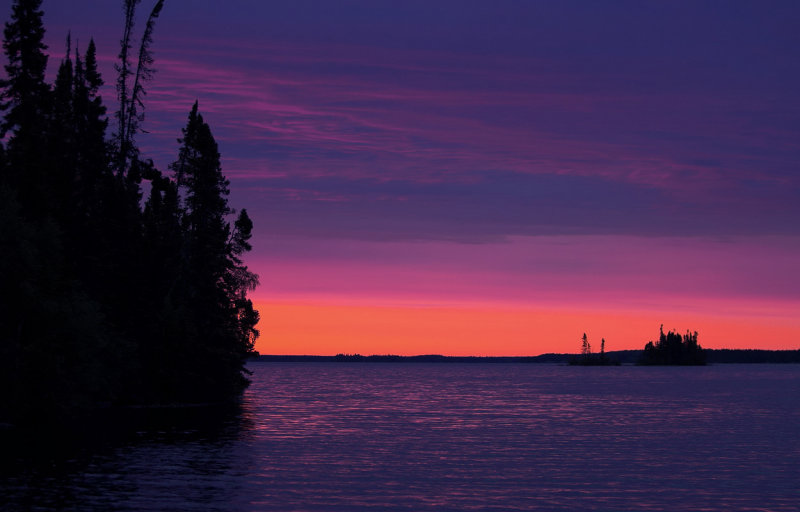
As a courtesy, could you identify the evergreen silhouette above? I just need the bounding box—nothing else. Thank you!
[581,332,591,355]
[570,333,619,365]
[0,0,259,423]
[116,0,164,176]
[0,0,50,218]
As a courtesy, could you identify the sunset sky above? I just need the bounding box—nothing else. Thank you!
[28,0,800,355]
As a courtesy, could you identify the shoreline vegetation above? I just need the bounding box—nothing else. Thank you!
[254,349,800,365]
[1,0,258,424]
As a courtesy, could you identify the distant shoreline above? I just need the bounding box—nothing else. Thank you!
[253,349,800,365]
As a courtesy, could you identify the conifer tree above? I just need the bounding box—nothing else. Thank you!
[48,34,77,219]
[115,0,138,175]
[71,38,118,294]
[0,0,49,214]
[115,0,164,176]
[170,101,259,397]
[74,38,110,189]
[0,0,48,138]
[227,209,260,354]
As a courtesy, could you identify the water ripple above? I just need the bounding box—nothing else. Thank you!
[2,363,799,511]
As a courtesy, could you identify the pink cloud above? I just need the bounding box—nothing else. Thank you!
[249,234,800,313]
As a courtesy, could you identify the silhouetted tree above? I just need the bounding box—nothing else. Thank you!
[126,0,164,153]
[168,101,258,398]
[0,0,50,216]
[227,209,260,354]
[581,333,591,355]
[115,0,137,175]
[48,34,77,221]
[115,0,164,176]
[73,38,112,213]
[570,333,619,365]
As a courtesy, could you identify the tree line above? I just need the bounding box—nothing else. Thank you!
[0,0,259,422]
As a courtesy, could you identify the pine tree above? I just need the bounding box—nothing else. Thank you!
[0,0,50,215]
[71,39,117,293]
[227,209,260,355]
[48,34,76,220]
[74,38,111,198]
[174,102,231,289]
[0,0,48,138]
[170,102,259,398]
[115,0,164,176]
[115,0,138,175]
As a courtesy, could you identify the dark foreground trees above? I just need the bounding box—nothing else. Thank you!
[0,0,259,422]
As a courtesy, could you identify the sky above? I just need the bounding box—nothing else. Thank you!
[13,0,800,355]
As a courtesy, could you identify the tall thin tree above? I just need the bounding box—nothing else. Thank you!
[115,0,165,176]
[115,0,138,175]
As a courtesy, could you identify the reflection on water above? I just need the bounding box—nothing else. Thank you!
[2,364,799,511]
[1,404,251,511]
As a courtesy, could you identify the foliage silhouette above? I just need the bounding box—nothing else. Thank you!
[0,0,259,422]
[569,333,619,365]
[638,325,706,365]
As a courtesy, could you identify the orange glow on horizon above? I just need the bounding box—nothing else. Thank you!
[253,300,800,356]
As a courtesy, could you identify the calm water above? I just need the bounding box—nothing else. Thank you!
[2,363,799,511]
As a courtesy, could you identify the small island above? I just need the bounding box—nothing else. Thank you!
[569,333,620,365]
[638,325,706,365]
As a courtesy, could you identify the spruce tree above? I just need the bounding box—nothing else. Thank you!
[73,38,111,206]
[0,0,48,139]
[227,209,260,356]
[0,0,50,215]
[115,0,164,177]
[170,102,258,398]
[48,35,76,220]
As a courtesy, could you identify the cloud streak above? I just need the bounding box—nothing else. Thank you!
[240,170,800,241]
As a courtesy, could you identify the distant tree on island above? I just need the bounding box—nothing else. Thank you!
[581,333,591,356]
[570,333,619,366]
[0,0,259,423]
[638,325,706,365]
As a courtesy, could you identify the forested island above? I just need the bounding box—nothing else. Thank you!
[568,333,620,365]
[1,0,259,423]
[638,326,705,365]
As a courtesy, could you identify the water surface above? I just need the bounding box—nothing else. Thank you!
[3,363,799,510]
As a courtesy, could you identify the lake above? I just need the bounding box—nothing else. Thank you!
[2,363,799,511]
